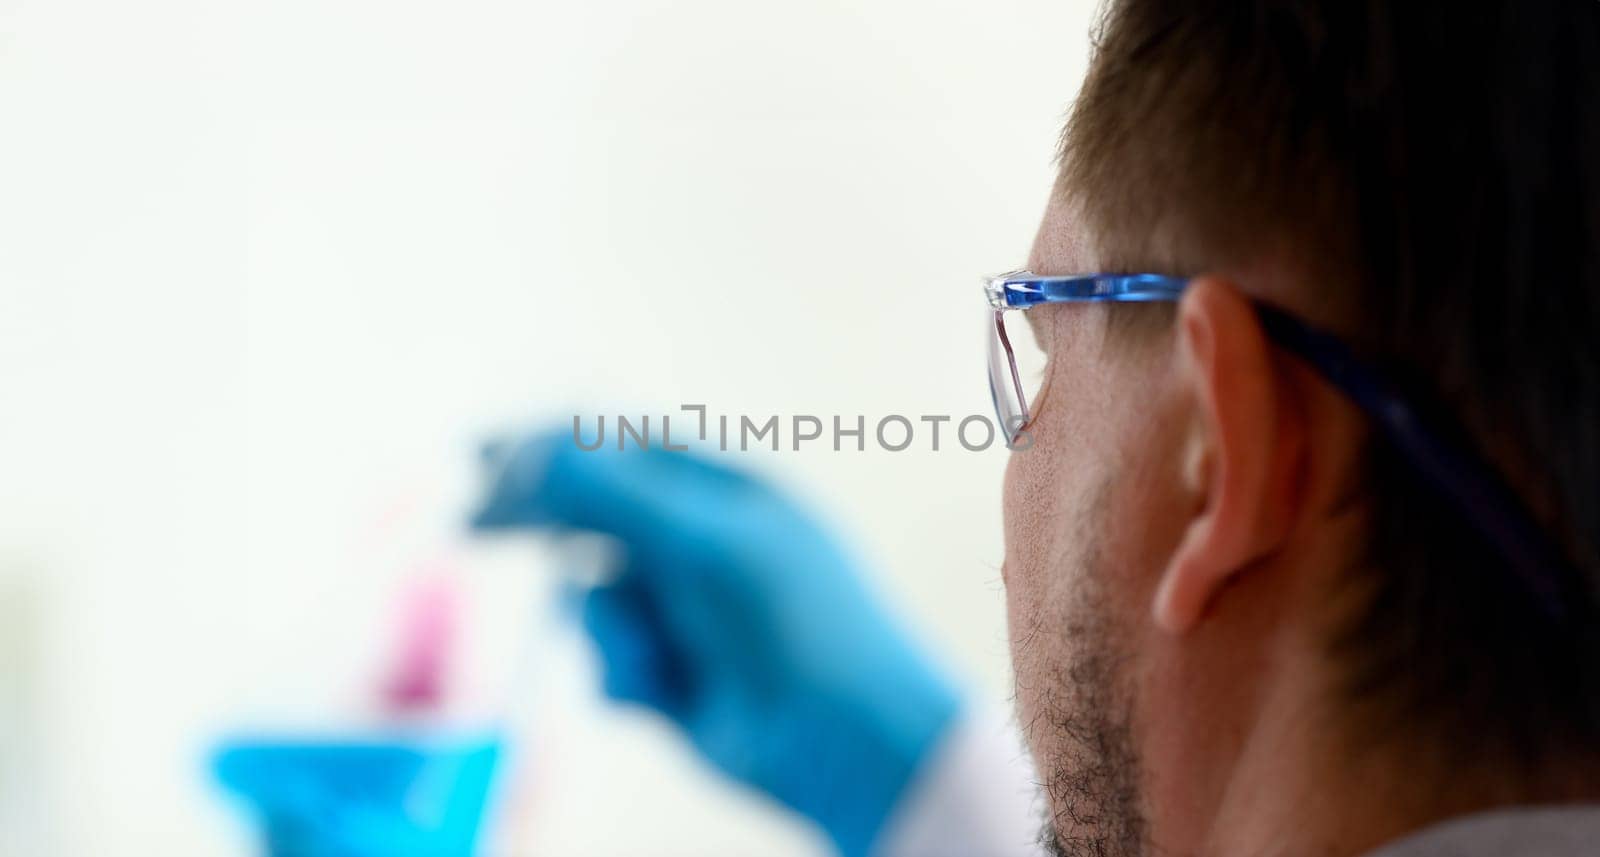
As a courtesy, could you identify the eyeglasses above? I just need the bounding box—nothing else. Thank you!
[984,269,1572,619]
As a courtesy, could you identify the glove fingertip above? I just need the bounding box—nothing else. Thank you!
[478,438,511,469]
[599,662,672,709]
[467,502,522,532]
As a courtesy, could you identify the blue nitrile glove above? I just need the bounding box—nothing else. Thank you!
[471,432,961,857]
[212,736,501,857]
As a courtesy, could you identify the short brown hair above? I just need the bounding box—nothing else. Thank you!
[1063,0,1600,774]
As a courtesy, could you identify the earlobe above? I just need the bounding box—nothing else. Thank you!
[1152,277,1302,635]
[1154,434,1222,632]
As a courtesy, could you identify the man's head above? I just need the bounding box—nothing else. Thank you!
[1002,2,1600,855]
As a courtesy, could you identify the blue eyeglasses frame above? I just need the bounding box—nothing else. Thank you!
[985,269,1570,619]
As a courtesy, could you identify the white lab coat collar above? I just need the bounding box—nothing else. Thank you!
[1365,806,1600,857]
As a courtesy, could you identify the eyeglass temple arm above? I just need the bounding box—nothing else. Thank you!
[1252,302,1570,619]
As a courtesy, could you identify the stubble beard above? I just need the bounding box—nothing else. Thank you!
[1030,507,1148,857]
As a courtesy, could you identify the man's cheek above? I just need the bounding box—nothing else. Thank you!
[1006,579,1058,760]
[1003,436,1064,548]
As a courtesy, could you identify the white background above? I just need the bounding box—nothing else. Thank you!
[0,0,1094,853]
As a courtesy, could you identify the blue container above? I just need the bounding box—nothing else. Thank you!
[213,733,503,857]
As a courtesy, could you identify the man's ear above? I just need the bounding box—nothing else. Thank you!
[1152,276,1306,634]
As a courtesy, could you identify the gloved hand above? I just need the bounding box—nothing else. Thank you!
[472,432,961,857]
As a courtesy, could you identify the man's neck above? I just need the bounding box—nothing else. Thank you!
[1199,708,1600,857]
